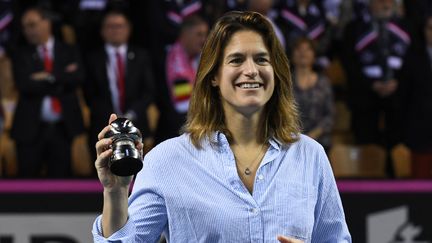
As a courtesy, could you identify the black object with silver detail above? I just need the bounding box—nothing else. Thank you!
[104,118,143,176]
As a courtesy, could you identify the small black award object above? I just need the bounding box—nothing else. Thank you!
[105,118,143,176]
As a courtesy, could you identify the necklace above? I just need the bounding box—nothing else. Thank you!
[235,144,266,176]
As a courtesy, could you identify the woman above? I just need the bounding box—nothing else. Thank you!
[291,37,334,151]
[92,11,351,242]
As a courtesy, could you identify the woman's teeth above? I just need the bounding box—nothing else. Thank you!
[237,83,261,89]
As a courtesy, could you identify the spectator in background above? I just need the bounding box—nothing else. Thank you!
[146,0,205,67]
[399,15,432,178]
[11,7,85,178]
[352,0,373,22]
[247,0,286,50]
[0,0,13,134]
[322,0,342,25]
[0,0,16,55]
[166,15,208,114]
[292,37,334,151]
[84,10,156,161]
[72,0,131,53]
[156,15,208,142]
[403,0,432,43]
[275,0,331,68]
[341,0,410,154]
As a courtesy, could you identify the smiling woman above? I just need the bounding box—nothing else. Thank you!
[92,11,352,243]
[212,30,275,121]
[185,11,299,148]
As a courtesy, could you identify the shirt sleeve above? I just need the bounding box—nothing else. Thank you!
[311,147,352,243]
[91,153,168,243]
[92,214,137,243]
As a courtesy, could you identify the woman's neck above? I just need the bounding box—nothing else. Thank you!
[224,108,263,147]
[295,66,313,76]
[295,66,317,90]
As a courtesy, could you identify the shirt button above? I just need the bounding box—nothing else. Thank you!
[257,174,264,180]
[250,208,259,214]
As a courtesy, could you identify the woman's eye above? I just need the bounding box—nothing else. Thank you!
[256,57,269,64]
[229,58,242,64]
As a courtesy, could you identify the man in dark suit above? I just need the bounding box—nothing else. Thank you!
[11,7,85,177]
[399,15,432,178]
[342,0,409,148]
[84,10,156,160]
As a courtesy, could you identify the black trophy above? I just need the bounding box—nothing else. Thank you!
[104,118,143,176]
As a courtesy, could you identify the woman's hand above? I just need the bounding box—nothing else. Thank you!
[277,235,304,243]
[95,114,143,192]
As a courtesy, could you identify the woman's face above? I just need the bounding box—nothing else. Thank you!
[292,41,315,68]
[213,30,275,116]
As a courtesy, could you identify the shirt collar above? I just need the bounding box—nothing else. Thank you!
[105,43,127,57]
[212,131,282,152]
[38,36,54,53]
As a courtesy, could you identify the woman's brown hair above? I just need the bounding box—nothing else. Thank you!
[183,11,300,148]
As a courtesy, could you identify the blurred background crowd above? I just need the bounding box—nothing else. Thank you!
[0,0,431,179]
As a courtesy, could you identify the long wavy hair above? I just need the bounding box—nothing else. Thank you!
[183,11,300,148]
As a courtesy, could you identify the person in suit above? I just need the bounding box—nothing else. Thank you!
[11,7,85,178]
[341,0,410,149]
[275,0,331,68]
[155,15,208,143]
[399,15,432,178]
[84,10,156,161]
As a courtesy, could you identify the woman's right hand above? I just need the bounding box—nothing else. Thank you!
[95,114,143,191]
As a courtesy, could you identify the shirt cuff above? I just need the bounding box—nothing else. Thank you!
[92,214,136,242]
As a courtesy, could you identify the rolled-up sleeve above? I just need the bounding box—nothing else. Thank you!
[91,151,168,243]
[92,214,137,243]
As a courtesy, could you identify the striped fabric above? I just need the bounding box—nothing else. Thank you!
[173,80,193,102]
[93,133,351,243]
[0,11,13,31]
[172,80,193,113]
[355,30,378,52]
[387,22,411,44]
[307,23,325,40]
[281,9,307,30]
[166,0,202,25]
[166,42,198,114]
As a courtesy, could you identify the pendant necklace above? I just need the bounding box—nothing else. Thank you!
[238,144,266,176]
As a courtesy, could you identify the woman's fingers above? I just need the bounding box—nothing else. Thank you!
[108,113,117,124]
[96,137,112,156]
[95,148,113,170]
[277,235,303,243]
[97,114,118,141]
[98,125,112,141]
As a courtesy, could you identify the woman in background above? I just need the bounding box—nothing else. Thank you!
[292,37,335,151]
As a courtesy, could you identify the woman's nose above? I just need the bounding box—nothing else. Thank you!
[244,59,258,78]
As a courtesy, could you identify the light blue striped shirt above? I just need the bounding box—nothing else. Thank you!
[92,133,351,243]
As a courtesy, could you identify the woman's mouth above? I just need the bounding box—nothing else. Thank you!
[235,82,263,89]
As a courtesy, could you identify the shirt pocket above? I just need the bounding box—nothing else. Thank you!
[275,179,317,242]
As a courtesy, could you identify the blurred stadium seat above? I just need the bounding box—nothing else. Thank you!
[329,143,387,178]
